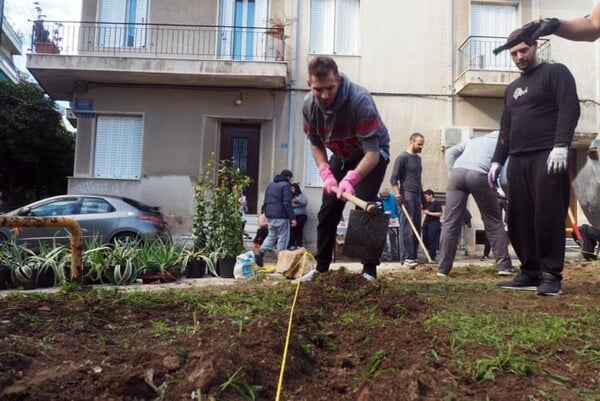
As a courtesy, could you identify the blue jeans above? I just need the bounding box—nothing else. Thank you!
[260,218,290,254]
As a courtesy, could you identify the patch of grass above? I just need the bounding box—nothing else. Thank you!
[219,367,262,401]
[338,312,360,326]
[311,330,338,352]
[361,350,393,378]
[474,345,533,381]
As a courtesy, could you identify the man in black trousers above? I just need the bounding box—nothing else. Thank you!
[489,28,580,296]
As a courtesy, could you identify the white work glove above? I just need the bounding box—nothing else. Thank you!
[546,146,568,174]
[487,162,502,189]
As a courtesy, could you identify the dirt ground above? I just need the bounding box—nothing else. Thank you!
[0,260,598,401]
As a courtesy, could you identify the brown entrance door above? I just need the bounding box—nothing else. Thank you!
[220,123,260,214]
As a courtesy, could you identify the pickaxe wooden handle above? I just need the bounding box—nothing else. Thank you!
[400,203,433,263]
[331,187,380,214]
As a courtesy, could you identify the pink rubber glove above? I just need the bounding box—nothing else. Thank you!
[337,170,361,200]
[318,162,338,195]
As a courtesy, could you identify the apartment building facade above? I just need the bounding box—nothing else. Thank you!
[26,0,599,249]
[1,15,22,83]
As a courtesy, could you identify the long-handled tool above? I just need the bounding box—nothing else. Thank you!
[567,207,582,243]
[399,203,433,263]
[331,188,390,260]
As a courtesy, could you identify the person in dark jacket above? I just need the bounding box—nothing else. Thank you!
[488,28,580,296]
[254,170,296,267]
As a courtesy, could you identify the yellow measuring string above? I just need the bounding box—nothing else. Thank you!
[275,251,316,401]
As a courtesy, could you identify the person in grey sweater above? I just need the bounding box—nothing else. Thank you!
[437,131,514,277]
[288,183,308,249]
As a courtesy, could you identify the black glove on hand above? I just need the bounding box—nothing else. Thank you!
[525,18,561,43]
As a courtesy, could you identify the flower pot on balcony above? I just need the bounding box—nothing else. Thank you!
[35,41,60,54]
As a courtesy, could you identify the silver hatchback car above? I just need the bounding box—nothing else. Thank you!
[0,195,171,246]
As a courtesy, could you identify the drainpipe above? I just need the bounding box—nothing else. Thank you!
[447,0,454,126]
[286,0,300,170]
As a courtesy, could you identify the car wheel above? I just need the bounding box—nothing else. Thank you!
[111,232,141,247]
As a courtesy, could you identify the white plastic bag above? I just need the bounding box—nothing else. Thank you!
[233,251,255,279]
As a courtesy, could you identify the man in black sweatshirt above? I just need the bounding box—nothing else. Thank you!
[488,28,580,296]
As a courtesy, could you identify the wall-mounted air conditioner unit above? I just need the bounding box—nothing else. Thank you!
[440,126,472,148]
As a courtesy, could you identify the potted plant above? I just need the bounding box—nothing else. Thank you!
[32,241,69,288]
[0,240,18,289]
[192,156,250,278]
[2,239,38,290]
[33,20,62,54]
[82,236,111,285]
[209,159,251,278]
[138,238,184,284]
[182,246,218,278]
[105,239,141,285]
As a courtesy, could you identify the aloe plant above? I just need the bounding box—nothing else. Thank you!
[182,247,219,277]
[82,235,111,283]
[31,240,69,286]
[106,239,141,285]
[0,239,37,285]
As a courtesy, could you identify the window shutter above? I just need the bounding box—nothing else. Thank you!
[219,0,235,58]
[253,0,269,59]
[470,3,517,69]
[334,0,359,54]
[95,116,142,180]
[310,0,334,53]
[133,0,148,47]
[305,146,333,187]
[99,0,126,47]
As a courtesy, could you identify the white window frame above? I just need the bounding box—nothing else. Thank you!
[309,0,360,55]
[305,146,333,187]
[218,0,270,60]
[470,2,517,70]
[98,0,148,48]
[94,115,143,180]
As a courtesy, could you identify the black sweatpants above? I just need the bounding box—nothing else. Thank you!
[507,151,570,280]
[315,154,388,276]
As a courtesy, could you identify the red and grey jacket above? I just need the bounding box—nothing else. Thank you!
[302,74,390,163]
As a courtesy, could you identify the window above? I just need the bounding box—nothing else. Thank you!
[94,116,143,180]
[30,198,80,217]
[310,0,359,55]
[219,0,269,60]
[80,198,113,214]
[470,3,517,69]
[98,0,148,47]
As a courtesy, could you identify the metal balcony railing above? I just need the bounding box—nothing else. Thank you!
[456,36,551,76]
[30,21,286,62]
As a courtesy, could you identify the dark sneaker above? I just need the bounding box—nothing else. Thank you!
[537,273,562,296]
[254,250,264,267]
[497,268,517,276]
[498,273,539,291]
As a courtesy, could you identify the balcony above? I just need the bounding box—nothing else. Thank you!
[26,21,288,100]
[454,36,550,97]
[1,18,23,55]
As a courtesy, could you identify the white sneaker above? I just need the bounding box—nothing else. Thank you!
[299,269,320,282]
[404,259,418,269]
[436,272,448,277]
[362,272,376,282]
